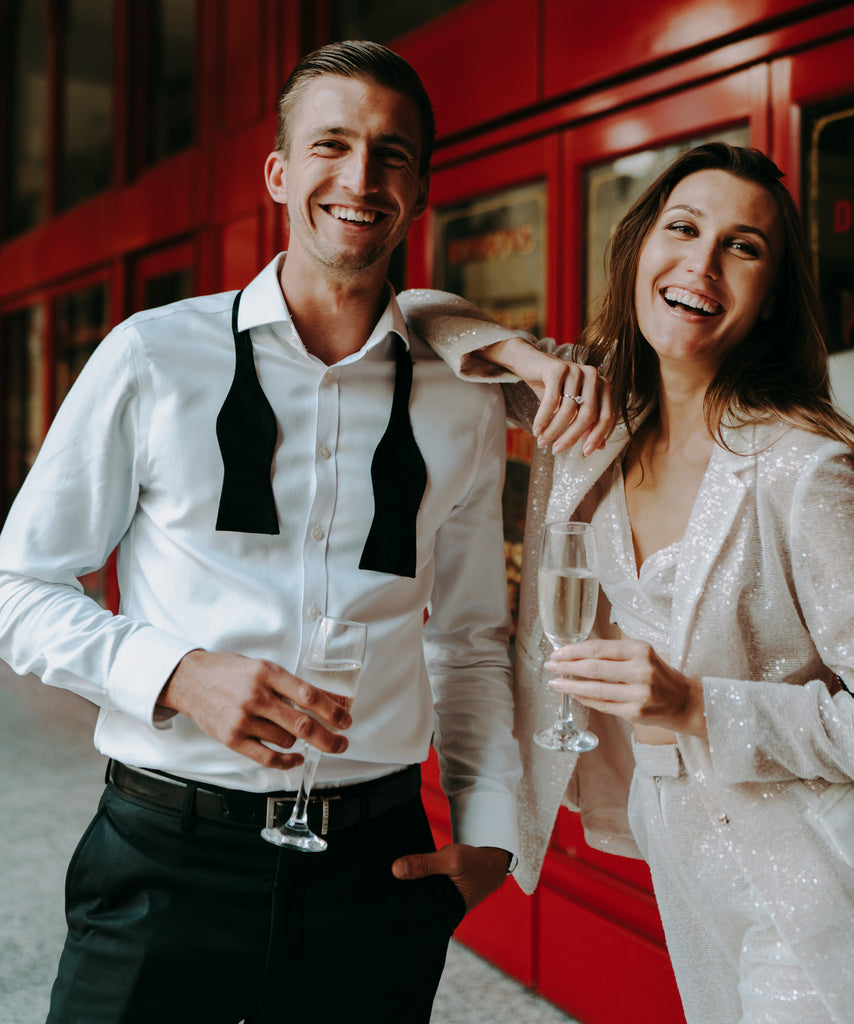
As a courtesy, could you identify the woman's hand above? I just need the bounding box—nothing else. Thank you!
[478,338,615,454]
[545,638,707,737]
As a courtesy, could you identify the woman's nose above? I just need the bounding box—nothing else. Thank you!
[685,240,720,278]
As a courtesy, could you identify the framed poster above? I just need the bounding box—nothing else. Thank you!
[435,181,547,336]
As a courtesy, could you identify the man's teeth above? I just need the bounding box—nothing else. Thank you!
[327,205,377,224]
[663,287,722,315]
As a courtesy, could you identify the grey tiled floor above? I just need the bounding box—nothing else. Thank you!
[0,662,579,1024]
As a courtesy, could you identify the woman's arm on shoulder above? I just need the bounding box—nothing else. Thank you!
[398,289,613,454]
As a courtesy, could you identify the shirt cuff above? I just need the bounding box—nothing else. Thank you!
[448,788,520,860]
[106,626,200,729]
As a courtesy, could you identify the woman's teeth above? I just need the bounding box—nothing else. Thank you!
[662,287,722,316]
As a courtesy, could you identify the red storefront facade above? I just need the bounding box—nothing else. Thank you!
[1,2,853,1021]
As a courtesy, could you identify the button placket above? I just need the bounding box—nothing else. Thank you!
[303,368,338,628]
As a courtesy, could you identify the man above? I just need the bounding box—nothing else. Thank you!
[0,41,521,1024]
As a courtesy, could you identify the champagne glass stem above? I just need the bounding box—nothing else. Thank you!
[285,744,321,830]
[556,689,573,736]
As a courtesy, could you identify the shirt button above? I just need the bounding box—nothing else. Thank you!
[718,814,730,825]
[324,370,336,385]
[311,526,324,541]
[309,605,321,619]
[319,445,331,460]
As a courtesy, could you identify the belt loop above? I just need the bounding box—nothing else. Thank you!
[181,781,198,833]
[104,758,113,786]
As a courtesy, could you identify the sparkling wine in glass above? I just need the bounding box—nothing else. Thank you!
[535,521,599,753]
[261,616,366,852]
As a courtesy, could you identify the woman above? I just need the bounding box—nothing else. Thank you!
[400,143,854,1024]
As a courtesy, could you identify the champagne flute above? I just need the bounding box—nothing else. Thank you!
[535,521,599,753]
[261,615,366,852]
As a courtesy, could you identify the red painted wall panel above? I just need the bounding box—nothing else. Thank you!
[221,0,265,133]
[395,0,539,139]
[538,890,685,1024]
[219,210,263,291]
[212,122,277,223]
[542,0,829,101]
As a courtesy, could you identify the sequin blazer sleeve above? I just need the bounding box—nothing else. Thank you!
[397,288,577,432]
[699,433,854,787]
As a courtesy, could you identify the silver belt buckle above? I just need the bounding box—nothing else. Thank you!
[265,795,295,829]
[263,792,342,832]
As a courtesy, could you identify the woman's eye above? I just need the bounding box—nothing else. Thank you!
[666,222,696,237]
[728,238,759,257]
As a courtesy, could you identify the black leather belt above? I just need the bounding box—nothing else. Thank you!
[108,760,421,835]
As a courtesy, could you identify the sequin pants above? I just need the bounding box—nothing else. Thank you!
[628,742,833,1024]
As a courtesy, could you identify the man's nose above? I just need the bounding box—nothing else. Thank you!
[339,148,378,194]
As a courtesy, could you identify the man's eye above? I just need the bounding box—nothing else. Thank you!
[379,150,409,165]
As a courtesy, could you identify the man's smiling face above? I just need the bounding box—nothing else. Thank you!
[269,74,429,282]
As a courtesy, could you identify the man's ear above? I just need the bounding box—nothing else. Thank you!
[264,151,288,206]
[413,171,430,220]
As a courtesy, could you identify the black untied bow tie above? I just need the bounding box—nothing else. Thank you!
[215,290,427,578]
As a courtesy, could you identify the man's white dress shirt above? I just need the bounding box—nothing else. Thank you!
[0,255,520,853]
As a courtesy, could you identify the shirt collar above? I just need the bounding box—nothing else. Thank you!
[236,252,410,357]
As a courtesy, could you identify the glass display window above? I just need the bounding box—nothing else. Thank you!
[433,179,548,645]
[141,267,192,311]
[0,304,45,522]
[804,97,854,358]
[58,0,113,211]
[1,1,49,236]
[131,0,196,171]
[53,282,109,409]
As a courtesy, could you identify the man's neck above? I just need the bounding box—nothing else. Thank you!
[279,256,390,365]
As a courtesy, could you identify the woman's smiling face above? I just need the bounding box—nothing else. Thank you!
[634,168,783,376]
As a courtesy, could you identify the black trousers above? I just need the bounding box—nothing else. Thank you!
[47,781,466,1024]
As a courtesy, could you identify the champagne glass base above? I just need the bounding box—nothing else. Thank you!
[534,725,599,753]
[260,824,328,853]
